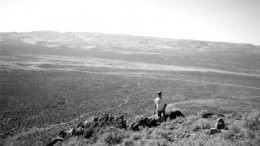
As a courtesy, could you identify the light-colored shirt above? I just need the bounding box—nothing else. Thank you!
[154,97,167,112]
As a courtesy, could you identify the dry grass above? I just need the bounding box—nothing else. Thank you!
[57,109,260,146]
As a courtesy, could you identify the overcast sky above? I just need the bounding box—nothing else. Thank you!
[1,0,260,45]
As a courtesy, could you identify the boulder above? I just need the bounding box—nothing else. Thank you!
[202,112,214,118]
[209,128,219,135]
[46,137,63,146]
[165,104,185,120]
[166,110,185,120]
[95,114,109,128]
[130,115,160,131]
[99,114,109,123]
[58,131,67,139]
[215,118,225,130]
[58,128,74,139]
[76,121,84,128]
[84,127,95,138]
[130,115,147,131]
[129,108,184,131]
[73,127,84,136]
[146,115,159,127]
[77,118,92,128]
[90,116,99,124]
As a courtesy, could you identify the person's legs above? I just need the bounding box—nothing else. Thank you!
[162,110,166,121]
[158,111,163,122]
[157,111,161,118]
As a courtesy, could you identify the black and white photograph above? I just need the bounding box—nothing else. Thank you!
[1,0,260,145]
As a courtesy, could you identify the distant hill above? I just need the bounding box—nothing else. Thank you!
[1,31,260,74]
[1,31,259,52]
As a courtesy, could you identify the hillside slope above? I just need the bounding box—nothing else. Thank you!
[47,110,260,146]
[1,31,260,146]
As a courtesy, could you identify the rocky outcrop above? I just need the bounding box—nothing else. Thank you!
[165,104,185,120]
[166,109,185,120]
[130,109,185,131]
[46,110,185,145]
[76,114,127,130]
[202,112,214,118]
[46,137,63,146]
[199,110,225,119]
[46,114,127,146]
[130,115,159,131]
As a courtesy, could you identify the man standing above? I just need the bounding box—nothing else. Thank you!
[154,91,167,122]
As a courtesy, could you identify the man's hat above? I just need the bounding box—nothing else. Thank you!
[157,91,162,94]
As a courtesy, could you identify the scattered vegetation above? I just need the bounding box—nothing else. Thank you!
[53,110,260,146]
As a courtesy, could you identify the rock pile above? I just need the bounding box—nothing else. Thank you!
[46,114,127,146]
[130,109,185,131]
[201,112,225,119]
[202,112,214,118]
[166,109,185,120]
[130,115,159,131]
[46,110,185,146]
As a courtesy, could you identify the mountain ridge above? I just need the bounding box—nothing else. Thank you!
[1,31,259,47]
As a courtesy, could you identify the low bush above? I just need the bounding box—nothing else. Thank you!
[192,119,211,131]
[123,138,135,146]
[243,110,260,131]
[221,122,243,140]
[102,131,123,145]
[131,133,143,141]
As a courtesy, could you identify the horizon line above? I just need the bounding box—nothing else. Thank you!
[1,30,259,46]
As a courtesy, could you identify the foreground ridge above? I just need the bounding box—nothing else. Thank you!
[46,109,184,146]
[46,110,260,146]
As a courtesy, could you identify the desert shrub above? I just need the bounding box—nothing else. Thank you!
[184,115,200,126]
[131,132,143,140]
[102,131,123,145]
[138,139,147,146]
[193,124,201,132]
[192,119,211,131]
[123,138,135,146]
[141,127,152,139]
[221,121,243,140]
[91,141,108,146]
[200,119,211,129]
[241,110,260,146]
[123,130,134,139]
[171,117,185,124]
[84,128,94,138]
[150,130,159,139]
[136,139,158,146]
[211,115,219,120]
[197,137,235,146]
[198,110,209,116]
[156,140,168,146]
[149,128,173,140]
[225,112,241,120]
[243,110,260,131]
[155,129,171,140]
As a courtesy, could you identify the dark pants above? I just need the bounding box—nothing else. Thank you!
[158,110,166,122]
